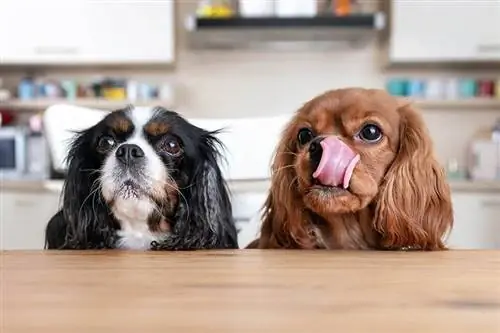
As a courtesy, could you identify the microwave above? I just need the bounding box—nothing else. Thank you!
[0,126,49,179]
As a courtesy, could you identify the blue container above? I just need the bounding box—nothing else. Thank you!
[458,79,477,98]
[386,78,408,96]
[18,77,35,100]
[407,79,426,98]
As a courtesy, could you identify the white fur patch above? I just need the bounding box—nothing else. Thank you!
[113,197,162,250]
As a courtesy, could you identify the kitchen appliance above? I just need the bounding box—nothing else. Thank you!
[0,127,26,178]
[0,126,49,180]
[467,126,500,181]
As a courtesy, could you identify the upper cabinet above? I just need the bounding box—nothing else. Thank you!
[389,0,500,63]
[0,0,175,65]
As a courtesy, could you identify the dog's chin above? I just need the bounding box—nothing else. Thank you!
[116,180,147,200]
[303,181,365,215]
[102,178,149,202]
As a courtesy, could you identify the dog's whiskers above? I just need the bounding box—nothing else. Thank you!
[76,178,101,238]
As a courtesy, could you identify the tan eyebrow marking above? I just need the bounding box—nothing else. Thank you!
[144,121,169,136]
[108,115,133,134]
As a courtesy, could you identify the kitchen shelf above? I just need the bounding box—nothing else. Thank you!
[412,99,500,110]
[190,15,384,29]
[185,13,386,49]
[0,98,174,111]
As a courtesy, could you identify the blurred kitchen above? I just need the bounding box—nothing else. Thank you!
[1,0,500,250]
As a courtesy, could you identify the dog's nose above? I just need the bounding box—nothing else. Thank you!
[115,144,145,165]
[309,138,324,172]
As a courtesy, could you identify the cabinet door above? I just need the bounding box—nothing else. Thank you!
[0,0,175,64]
[0,191,61,250]
[448,193,500,249]
[0,0,87,64]
[389,1,500,62]
[78,0,175,64]
[475,0,500,60]
[232,192,266,248]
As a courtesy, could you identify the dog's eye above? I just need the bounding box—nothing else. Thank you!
[97,135,116,153]
[297,128,314,145]
[163,138,182,156]
[358,124,382,143]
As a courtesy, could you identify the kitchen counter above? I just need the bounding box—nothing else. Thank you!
[3,179,500,193]
[2,250,499,333]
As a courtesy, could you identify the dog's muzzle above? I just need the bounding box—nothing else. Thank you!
[310,136,360,189]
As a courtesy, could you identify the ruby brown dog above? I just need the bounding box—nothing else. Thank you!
[248,88,453,250]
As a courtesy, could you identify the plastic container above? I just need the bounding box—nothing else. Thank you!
[238,0,274,17]
[424,79,445,100]
[275,0,317,17]
[458,79,477,99]
[18,77,35,100]
[334,0,352,16]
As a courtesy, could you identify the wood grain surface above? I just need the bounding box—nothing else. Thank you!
[1,250,499,333]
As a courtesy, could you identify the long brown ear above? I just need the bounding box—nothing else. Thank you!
[256,124,316,249]
[373,104,453,250]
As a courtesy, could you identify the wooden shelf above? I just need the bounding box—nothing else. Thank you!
[2,98,498,112]
[0,98,174,111]
[412,99,500,110]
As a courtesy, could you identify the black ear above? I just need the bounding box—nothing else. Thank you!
[156,130,238,250]
[46,127,116,249]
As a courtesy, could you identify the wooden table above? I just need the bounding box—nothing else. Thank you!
[2,250,500,333]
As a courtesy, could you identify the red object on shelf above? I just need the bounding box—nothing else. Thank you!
[0,109,15,126]
[477,80,495,97]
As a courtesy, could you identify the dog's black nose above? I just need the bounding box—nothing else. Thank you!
[116,144,145,165]
[309,138,323,172]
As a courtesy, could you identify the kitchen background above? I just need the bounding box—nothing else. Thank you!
[1,0,500,250]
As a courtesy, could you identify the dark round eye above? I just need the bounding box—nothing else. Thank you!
[164,138,182,156]
[297,128,314,145]
[97,135,116,153]
[358,124,382,143]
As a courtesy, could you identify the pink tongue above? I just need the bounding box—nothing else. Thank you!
[312,136,360,189]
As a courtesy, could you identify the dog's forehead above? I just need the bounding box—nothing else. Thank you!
[104,109,134,134]
[103,106,176,137]
[301,89,401,127]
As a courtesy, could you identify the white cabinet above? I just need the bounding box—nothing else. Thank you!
[0,191,60,250]
[447,193,500,249]
[232,192,266,248]
[389,0,500,62]
[0,0,175,65]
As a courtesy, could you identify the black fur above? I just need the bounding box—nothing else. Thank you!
[45,107,238,250]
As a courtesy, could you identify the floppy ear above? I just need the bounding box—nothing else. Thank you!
[373,104,453,250]
[55,127,116,249]
[162,130,239,250]
[256,126,316,249]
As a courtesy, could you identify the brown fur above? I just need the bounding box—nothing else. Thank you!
[250,88,453,251]
[145,121,170,137]
[107,113,133,134]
